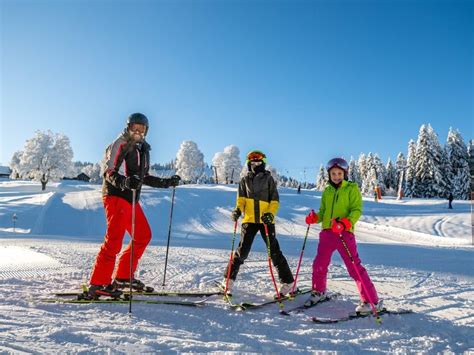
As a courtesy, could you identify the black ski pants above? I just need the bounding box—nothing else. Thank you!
[224,223,294,284]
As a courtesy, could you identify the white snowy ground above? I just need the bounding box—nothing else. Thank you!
[0,179,472,353]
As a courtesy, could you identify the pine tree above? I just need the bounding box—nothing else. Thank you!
[315,164,327,191]
[385,158,397,192]
[468,140,474,197]
[348,156,361,186]
[446,128,470,200]
[414,124,444,198]
[395,152,406,193]
[358,153,369,194]
[361,153,378,196]
[428,125,449,197]
[404,140,417,197]
[373,154,386,195]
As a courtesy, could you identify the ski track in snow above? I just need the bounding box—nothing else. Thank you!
[0,239,472,353]
[0,180,472,353]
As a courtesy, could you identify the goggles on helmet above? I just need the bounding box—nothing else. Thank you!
[326,157,349,172]
[246,150,266,163]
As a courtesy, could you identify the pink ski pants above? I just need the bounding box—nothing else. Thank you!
[312,229,378,303]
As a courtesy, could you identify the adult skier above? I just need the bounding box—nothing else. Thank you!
[304,157,383,314]
[222,150,295,296]
[88,113,180,298]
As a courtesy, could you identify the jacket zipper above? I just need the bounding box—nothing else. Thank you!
[330,188,339,219]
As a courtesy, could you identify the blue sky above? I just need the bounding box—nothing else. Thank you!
[1,0,472,181]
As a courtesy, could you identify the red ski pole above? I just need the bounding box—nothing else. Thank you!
[224,220,238,298]
[290,223,311,296]
[263,223,285,312]
[337,232,382,324]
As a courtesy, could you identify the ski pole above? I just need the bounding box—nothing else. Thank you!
[162,186,176,286]
[129,188,136,315]
[337,232,381,324]
[263,223,285,312]
[290,223,311,296]
[224,220,238,299]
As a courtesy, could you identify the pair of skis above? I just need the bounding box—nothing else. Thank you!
[41,287,224,307]
[215,280,316,312]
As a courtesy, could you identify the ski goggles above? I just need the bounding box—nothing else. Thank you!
[247,151,266,162]
[326,158,349,172]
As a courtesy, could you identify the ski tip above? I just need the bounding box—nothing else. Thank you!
[279,310,290,316]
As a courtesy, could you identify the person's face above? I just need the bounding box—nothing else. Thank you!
[250,160,263,172]
[329,167,344,185]
[129,123,146,142]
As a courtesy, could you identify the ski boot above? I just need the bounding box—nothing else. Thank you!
[86,284,123,300]
[114,278,154,293]
[278,282,297,298]
[355,300,384,314]
[220,278,234,298]
[304,291,327,308]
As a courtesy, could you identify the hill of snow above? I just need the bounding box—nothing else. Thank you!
[0,179,472,353]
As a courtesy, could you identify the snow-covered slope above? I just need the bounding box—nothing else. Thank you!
[0,180,472,353]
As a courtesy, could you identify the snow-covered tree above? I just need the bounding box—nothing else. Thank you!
[395,152,406,192]
[361,153,379,196]
[404,140,417,198]
[175,141,205,183]
[315,164,328,191]
[358,153,369,193]
[385,158,397,191]
[428,125,449,197]
[446,128,470,199]
[373,154,386,194]
[221,145,242,184]
[212,145,243,184]
[17,130,74,190]
[211,152,226,184]
[414,124,445,198]
[82,163,102,183]
[348,157,361,187]
[468,140,474,196]
[9,151,23,179]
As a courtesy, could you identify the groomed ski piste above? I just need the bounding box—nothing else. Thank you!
[0,179,472,353]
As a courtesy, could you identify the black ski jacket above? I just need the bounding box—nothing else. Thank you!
[102,132,172,203]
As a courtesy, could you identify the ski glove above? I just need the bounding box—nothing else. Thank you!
[124,175,142,190]
[231,208,241,222]
[169,175,181,187]
[305,209,318,225]
[331,217,352,234]
[261,212,274,225]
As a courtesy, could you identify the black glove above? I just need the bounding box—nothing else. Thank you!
[231,208,241,222]
[124,175,142,190]
[169,175,181,187]
[261,212,274,225]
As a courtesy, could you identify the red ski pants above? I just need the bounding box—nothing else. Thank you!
[89,195,151,286]
[312,229,378,303]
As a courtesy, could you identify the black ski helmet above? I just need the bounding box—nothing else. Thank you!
[127,113,149,135]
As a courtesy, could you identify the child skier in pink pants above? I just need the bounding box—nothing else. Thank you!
[304,157,382,314]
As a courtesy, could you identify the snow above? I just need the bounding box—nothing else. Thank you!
[0,180,472,353]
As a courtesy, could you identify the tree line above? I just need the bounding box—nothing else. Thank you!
[315,124,472,200]
[9,124,471,198]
